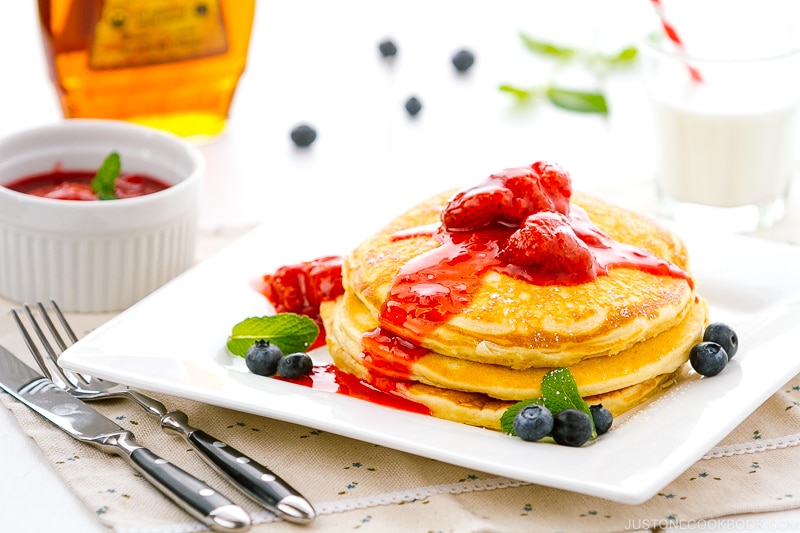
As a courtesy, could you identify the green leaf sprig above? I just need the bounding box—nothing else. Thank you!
[227,313,320,357]
[499,33,638,115]
[91,151,122,200]
[546,87,608,114]
[500,367,597,441]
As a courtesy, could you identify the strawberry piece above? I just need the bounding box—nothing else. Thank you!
[262,255,343,314]
[34,182,97,200]
[499,212,598,282]
[260,256,344,350]
[441,162,572,231]
[262,265,314,315]
[440,184,514,231]
[307,255,345,303]
[530,161,572,214]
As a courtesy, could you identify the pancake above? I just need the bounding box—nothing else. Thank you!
[399,373,682,431]
[324,290,707,400]
[313,163,706,432]
[322,299,686,430]
[344,190,695,369]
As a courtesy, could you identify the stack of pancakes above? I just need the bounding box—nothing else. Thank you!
[320,184,706,431]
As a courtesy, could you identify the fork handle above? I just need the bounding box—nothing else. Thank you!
[120,445,250,532]
[161,411,315,524]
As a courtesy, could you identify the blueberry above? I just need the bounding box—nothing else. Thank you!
[277,352,314,379]
[589,404,613,435]
[451,49,475,73]
[290,124,317,147]
[245,340,283,376]
[512,404,554,442]
[690,341,728,377]
[378,39,398,58]
[703,322,738,360]
[404,96,422,117]
[551,409,593,447]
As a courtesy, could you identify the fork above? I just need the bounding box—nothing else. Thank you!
[12,300,316,525]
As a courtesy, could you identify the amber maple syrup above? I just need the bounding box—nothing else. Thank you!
[38,0,255,138]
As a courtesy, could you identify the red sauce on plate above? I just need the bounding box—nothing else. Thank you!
[4,168,170,200]
[276,364,431,415]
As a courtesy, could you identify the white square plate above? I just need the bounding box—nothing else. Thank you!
[60,223,800,504]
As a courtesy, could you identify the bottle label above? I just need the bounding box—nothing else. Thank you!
[89,0,228,69]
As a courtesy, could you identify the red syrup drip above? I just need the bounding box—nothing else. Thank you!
[377,205,692,342]
[277,364,431,415]
[361,327,429,380]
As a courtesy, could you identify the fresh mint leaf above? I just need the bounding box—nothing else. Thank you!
[540,367,597,440]
[519,33,576,60]
[539,368,591,416]
[546,87,608,115]
[91,151,121,200]
[227,313,319,357]
[504,32,635,117]
[501,368,596,440]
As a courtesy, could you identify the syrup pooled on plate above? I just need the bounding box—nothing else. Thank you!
[273,363,431,415]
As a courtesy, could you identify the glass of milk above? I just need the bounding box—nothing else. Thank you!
[640,11,800,232]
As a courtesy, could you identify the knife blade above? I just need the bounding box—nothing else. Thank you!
[0,345,251,532]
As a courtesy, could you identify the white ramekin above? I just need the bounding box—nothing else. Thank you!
[0,119,204,312]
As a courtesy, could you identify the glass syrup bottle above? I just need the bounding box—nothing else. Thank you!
[38,0,256,138]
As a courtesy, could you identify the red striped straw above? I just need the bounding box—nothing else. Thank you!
[649,0,703,82]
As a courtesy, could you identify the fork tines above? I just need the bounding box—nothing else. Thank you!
[11,300,80,389]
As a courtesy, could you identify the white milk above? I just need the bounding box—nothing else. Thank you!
[652,101,799,207]
[642,23,800,230]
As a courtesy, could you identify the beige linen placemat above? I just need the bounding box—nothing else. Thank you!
[2,305,800,533]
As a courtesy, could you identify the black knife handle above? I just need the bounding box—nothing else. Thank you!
[187,429,315,524]
[129,447,251,532]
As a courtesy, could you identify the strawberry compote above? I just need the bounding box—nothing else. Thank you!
[258,255,344,349]
[5,168,169,200]
[257,256,429,414]
[258,161,693,410]
[378,162,691,342]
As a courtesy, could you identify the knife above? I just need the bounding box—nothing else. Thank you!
[0,345,251,533]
